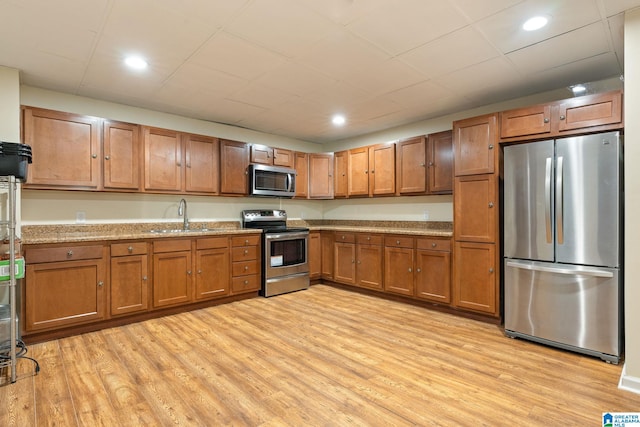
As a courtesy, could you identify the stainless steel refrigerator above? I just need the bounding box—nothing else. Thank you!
[503,131,623,363]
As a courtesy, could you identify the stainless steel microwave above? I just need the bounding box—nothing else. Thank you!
[248,164,296,198]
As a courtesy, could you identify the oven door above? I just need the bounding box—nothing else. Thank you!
[264,231,309,279]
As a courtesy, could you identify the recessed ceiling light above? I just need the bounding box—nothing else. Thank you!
[522,16,548,31]
[124,55,148,70]
[332,114,346,126]
[571,84,587,94]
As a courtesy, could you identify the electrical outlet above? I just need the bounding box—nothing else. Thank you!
[423,210,430,220]
[76,211,86,224]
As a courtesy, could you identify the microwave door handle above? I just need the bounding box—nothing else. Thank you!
[287,173,293,192]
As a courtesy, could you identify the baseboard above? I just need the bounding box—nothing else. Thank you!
[619,364,640,394]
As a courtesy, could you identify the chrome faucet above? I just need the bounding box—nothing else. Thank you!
[178,198,189,230]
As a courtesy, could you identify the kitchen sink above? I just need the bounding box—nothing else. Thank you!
[147,228,210,234]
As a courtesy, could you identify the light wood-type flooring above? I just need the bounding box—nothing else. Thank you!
[1,284,639,426]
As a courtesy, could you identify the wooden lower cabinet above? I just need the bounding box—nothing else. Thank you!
[320,231,334,280]
[415,238,451,303]
[356,234,383,290]
[110,242,149,316]
[384,236,414,296]
[24,244,108,332]
[231,235,261,294]
[453,241,497,315]
[334,239,356,285]
[152,239,193,308]
[195,237,230,300]
[309,231,321,279]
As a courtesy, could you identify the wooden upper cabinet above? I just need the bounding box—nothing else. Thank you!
[184,133,219,194]
[273,148,294,168]
[369,143,395,196]
[348,147,369,197]
[220,139,249,195]
[294,151,309,199]
[103,120,140,191]
[453,113,498,176]
[427,130,453,194]
[500,90,623,141]
[23,107,101,190]
[250,144,273,164]
[334,150,348,198]
[396,136,426,195]
[309,153,334,199]
[143,126,182,192]
[556,90,622,133]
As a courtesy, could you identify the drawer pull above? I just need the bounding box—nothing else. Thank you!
[432,243,437,248]
[128,246,134,253]
[244,266,249,271]
[97,281,104,287]
[244,249,249,255]
[143,276,148,281]
[489,268,494,273]
[105,155,110,160]
[367,236,371,241]
[341,235,346,240]
[417,268,421,273]
[245,239,249,245]
[396,240,400,245]
[244,280,249,285]
[187,270,192,275]
[198,269,202,274]
[67,250,73,257]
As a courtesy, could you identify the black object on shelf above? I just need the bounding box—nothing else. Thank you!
[0,142,32,181]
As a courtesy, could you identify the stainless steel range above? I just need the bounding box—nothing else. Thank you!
[242,210,309,297]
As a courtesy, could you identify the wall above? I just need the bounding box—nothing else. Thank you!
[621,9,640,394]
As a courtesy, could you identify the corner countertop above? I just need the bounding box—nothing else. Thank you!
[21,220,453,245]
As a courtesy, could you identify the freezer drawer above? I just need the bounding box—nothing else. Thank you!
[504,260,621,362]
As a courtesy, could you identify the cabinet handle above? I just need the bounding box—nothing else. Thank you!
[91,154,97,159]
[142,276,148,281]
[351,259,355,264]
[432,243,437,248]
[396,240,400,245]
[428,161,434,167]
[357,260,361,264]
[489,268,494,273]
[341,235,345,240]
[371,169,375,174]
[544,118,550,123]
[97,281,104,287]
[364,170,368,174]
[198,269,202,274]
[177,161,182,167]
[417,268,422,273]
[187,270,192,275]
[245,239,249,245]
[244,249,249,255]
[67,250,73,257]
[488,144,494,150]
[408,267,412,273]
[244,280,249,285]
[244,266,249,271]
[127,246,134,253]
[560,115,566,120]
[488,202,494,208]
[420,163,425,167]
[367,236,371,241]
[105,155,110,160]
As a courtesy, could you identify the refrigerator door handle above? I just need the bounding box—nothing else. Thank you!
[556,156,564,245]
[545,157,552,244]
[506,260,614,278]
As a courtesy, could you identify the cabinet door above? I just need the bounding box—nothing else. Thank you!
[321,231,334,280]
[454,174,498,243]
[195,248,229,300]
[308,231,321,279]
[273,148,294,168]
[23,107,101,189]
[334,242,356,284]
[415,249,451,303]
[294,152,309,199]
[220,139,249,195]
[143,126,182,192]
[103,120,141,191]
[453,113,497,176]
[500,104,552,139]
[25,258,107,331]
[348,147,369,196]
[556,90,623,133]
[396,136,426,194]
[369,143,395,196]
[453,241,497,315]
[153,250,192,307]
[185,133,219,194]
[356,244,383,290]
[309,153,334,199]
[334,150,348,198]
[427,130,453,194]
[384,246,414,295]
[250,144,273,164]
[111,254,149,316]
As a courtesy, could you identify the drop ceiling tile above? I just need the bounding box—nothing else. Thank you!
[474,0,601,54]
[348,96,404,121]
[449,0,525,22]
[347,0,469,55]
[384,80,457,110]
[341,58,426,97]
[228,84,299,109]
[435,56,522,95]
[608,13,625,68]
[298,0,388,25]
[148,0,250,28]
[163,63,248,97]
[507,22,611,74]
[602,0,640,17]
[399,26,501,79]
[303,81,370,110]
[255,62,337,97]
[191,32,287,81]
[224,0,336,57]
[526,52,622,91]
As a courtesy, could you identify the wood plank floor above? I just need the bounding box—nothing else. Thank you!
[1,284,639,426]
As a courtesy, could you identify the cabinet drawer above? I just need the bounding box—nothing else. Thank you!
[111,242,148,257]
[232,246,258,261]
[417,238,451,252]
[334,232,355,243]
[232,260,259,277]
[356,234,383,246]
[231,235,261,247]
[196,237,228,250]
[231,275,259,293]
[153,239,192,253]
[384,236,414,249]
[26,245,104,263]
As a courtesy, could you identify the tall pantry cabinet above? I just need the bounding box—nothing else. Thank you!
[452,113,500,317]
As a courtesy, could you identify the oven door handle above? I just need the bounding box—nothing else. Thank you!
[264,231,309,241]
